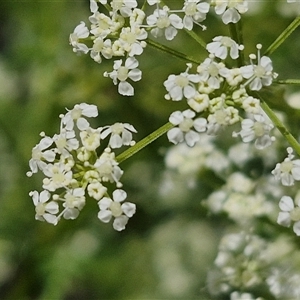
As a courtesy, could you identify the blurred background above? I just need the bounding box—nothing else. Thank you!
[0,1,300,299]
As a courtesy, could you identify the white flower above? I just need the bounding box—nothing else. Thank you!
[30,190,59,225]
[272,147,300,186]
[182,0,210,30]
[60,188,86,220]
[196,57,228,89]
[146,6,183,40]
[187,92,210,113]
[206,36,243,60]
[240,44,277,91]
[90,37,113,63]
[98,189,136,231]
[213,0,248,24]
[80,128,102,151]
[61,103,98,131]
[94,148,124,186]
[28,135,55,175]
[167,109,207,147]
[101,122,137,148]
[87,181,107,200]
[232,113,275,149]
[110,0,138,17]
[53,129,79,157]
[119,26,148,56]
[69,22,90,54]
[104,57,142,96]
[241,96,260,114]
[164,63,200,101]
[42,162,73,192]
[207,107,239,135]
[277,195,300,235]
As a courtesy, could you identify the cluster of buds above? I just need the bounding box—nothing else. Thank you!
[27,103,137,231]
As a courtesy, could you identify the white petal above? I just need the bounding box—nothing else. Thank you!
[113,215,128,231]
[118,81,134,96]
[293,221,300,236]
[77,118,90,131]
[277,212,291,227]
[98,210,112,223]
[113,189,127,202]
[279,196,294,211]
[121,202,136,217]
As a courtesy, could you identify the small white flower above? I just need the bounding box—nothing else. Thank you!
[119,26,148,56]
[101,122,137,148]
[104,57,142,96]
[42,162,73,192]
[61,103,98,131]
[277,195,300,236]
[232,113,275,149]
[69,22,90,54]
[182,0,210,30]
[61,188,86,220]
[30,190,59,225]
[213,0,248,24]
[98,189,136,231]
[53,129,79,157]
[87,181,107,200]
[90,37,113,63]
[272,147,300,186]
[110,0,138,17]
[206,36,243,60]
[164,63,200,101]
[80,128,102,151]
[94,148,124,186]
[197,57,228,89]
[28,136,55,175]
[187,92,210,113]
[167,109,207,147]
[146,6,183,40]
[240,44,277,91]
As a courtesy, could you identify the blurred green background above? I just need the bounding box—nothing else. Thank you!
[0,1,300,299]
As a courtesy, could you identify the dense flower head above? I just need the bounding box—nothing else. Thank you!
[27,103,137,230]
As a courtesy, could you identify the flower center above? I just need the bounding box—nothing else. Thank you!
[117,66,129,81]
[254,65,265,78]
[185,3,197,16]
[110,202,123,217]
[290,207,300,222]
[280,160,293,173]
[175,75,189,88]
[156,16,171,29]
[179,118,194,132]
[253,122,265,137]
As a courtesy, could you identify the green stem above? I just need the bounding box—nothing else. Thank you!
[229,22,244,67]
[258,95,300,156]
[264,15,300,56]
[116,122,174,164]
[184,29,206,50]
[274,79,300,85]
[147,38,201,64]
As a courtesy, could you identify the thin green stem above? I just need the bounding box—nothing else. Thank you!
[184,29,206,50]
[257,94,300,156]
[274,79,300,85]
[147,38,202,64]
[229,22,244,67]
[116,122,174,164]
[264,15,300,56]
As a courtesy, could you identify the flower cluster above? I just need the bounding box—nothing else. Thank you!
[164,41,277,147]
[69,0,252,96]
[27,103,137,231]
[208,232,300,299]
